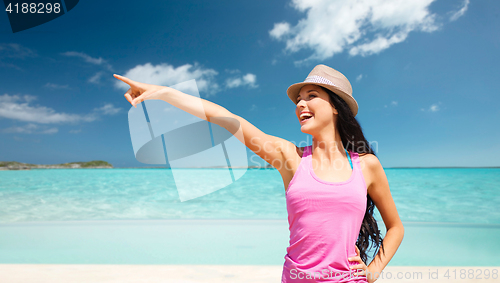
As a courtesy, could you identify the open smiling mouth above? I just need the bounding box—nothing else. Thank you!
[300,112,314,123]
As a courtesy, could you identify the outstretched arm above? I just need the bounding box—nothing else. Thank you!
[113,74,296,171]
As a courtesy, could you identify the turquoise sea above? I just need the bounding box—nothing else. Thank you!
[0,168,499,266]
[1,168,499,223]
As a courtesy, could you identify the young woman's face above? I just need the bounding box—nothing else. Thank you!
[295,84,338,134]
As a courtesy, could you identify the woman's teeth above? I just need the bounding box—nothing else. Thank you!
[300,113,313,121]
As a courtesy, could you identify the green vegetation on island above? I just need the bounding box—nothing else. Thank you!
[0,160,113,170]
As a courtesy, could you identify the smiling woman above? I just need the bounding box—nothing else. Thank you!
[278,65,404,283]
[113,64,404,283]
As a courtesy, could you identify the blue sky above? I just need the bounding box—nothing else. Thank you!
[0,0,498,168]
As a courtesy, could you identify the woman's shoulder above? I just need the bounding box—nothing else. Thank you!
[357,151,377,160]
[279,145,308,187]
[357,152,381,170]
[285,145,309,159]
[356,152,385,193]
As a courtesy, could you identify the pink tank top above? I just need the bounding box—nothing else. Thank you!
[282,145,368,283]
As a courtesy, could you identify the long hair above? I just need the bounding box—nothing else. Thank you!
[320,86,386,264]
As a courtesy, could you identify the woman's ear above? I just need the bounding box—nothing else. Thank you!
[332,107,339,115]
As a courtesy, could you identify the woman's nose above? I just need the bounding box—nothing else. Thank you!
[297,98,307,107]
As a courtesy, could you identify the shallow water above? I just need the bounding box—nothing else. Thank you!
[1,168,498,266]
[0,168,499,224]
[0,219,498,266]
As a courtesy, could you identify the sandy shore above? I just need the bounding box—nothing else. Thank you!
[0,265,498,283]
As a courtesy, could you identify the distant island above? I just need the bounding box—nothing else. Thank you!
[0,161,272,170]
[1,161,497,170]
[0,161,113,170]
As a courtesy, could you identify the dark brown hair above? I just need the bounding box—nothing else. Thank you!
[320,86,386,264]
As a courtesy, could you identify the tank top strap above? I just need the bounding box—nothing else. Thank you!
[300,145,313,167]
[305,145,312,157]
[349,150,361,172]
[345,148,352,170]
[350,150,368,194]
[297,145,312,161]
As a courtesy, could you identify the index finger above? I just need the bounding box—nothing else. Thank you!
[113,74,135,86]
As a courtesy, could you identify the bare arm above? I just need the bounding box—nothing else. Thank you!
[113,74,296,170]
[364,154,405,281]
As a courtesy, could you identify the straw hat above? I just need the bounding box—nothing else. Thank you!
[287,64,359,117]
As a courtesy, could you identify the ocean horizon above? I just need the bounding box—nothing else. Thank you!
[4,166,499,169]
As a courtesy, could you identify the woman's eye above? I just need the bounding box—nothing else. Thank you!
[297,94,316,104]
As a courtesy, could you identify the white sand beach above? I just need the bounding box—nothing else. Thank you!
[0,265,498,283]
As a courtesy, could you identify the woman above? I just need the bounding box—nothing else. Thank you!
[113,64,404,283]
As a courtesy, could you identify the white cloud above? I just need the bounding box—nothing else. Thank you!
[350,31,410,56]
[429,104,439,112]
[44,83,70,90]
[250,104,257,111]
[0,93,97,124]
[2,123,37,133]
[1,123,58,134]
[115,62,220,96]
[421,102,441,112]
[269,0,444,61]
[0,43,36,70]
[89,71,104,84]
[42,128,59,134]
[62,51,113,71]
[356,74,363,82]
[0,61,21,70]
[69,129,82,134]
[449,0,469,22]
[0,94,123,135]
[94,103,121,115]
[269,22,291,40]
[0,43,37,59]
[61,51,113,85]
[384,101,398,108]
[225,73,258,89]
[225,69,241,74]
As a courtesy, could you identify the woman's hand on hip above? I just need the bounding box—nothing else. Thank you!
[349,245,377,283]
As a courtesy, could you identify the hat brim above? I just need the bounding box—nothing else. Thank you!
[287,82,359,117]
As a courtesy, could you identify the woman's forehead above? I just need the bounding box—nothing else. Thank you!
[299,84,325,94]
